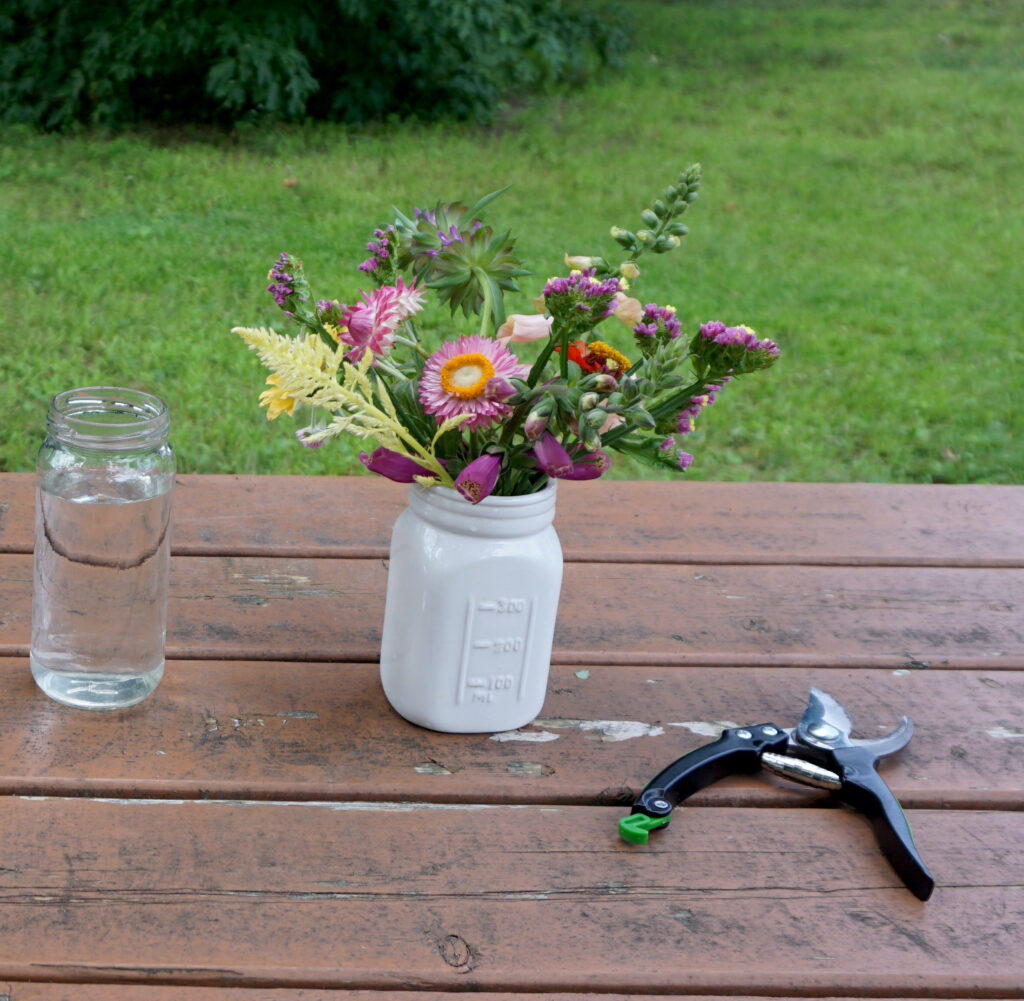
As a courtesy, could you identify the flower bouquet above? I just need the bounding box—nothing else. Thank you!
[233,164,779,501]
[233,165,780,732]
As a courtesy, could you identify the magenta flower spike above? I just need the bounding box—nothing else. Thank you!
[359,447,425,483]
[455,454,502,504]
[531,432,574,478]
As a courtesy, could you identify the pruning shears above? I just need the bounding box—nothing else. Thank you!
[619,688,935,900]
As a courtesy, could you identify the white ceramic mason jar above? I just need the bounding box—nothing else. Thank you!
[379,481,562,733]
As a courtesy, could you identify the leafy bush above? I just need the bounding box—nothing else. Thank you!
[0,0,630,129]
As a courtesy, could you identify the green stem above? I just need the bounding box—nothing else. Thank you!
[476,268,494,339]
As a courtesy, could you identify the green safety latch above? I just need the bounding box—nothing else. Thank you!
[618,812,671,845]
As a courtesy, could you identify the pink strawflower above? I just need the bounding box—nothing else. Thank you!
[392,276,426,320]
[419,335,529,431]
[338,287,403,359]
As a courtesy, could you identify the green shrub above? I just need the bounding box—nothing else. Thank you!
[0,0,630,129]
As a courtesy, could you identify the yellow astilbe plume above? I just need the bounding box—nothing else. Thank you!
[233,326,461,487]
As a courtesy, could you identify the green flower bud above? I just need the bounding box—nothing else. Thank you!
[611,226,636,249]
[636,229,656,246]
[629,407,656,430]
[664,185,679,202]
[585,408,608,429]
[641,209,659,227]
[666,222,689,236]
[579,392,600,411]
[652,199,668,218]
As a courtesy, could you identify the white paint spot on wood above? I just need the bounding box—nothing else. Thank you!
[414,761,454,775]
[987,726,1024,739]
[668,720,740,737]
[533,718,664,741]
[892,669,911,677]
[490,730,560,743]
[574,669,590,680]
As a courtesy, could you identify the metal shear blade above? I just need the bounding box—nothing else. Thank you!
[796,686,913,756]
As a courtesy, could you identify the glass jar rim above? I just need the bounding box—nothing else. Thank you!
[47,386,170,450]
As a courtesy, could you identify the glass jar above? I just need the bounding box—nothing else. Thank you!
[379,481,562,733]
[31,387,175,709]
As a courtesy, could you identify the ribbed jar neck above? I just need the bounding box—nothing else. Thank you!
[47,387,170,452]
[407,482,557,538]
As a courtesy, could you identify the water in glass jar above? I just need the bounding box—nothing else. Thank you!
[30,468,173,709]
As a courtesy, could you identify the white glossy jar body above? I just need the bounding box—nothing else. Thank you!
[379,482,562,733]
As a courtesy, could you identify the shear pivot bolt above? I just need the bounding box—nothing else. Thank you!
[809,722,840,741]
[761,726,779,736]
[736,729,753,739]
[652,799,670,811]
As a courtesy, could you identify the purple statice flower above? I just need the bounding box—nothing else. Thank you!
[633,303,682,343]
[660,436,695,471]
[358,226,396,276]
[266,253,297,307]
[414,207,438,227]
[316,299,344,327]
[455,454,502,504]
[543,269,623,325]
[698,321,780,356]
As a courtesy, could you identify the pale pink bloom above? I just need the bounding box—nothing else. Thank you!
[611,292,644,328]
[339,286,403,359]
[496,313,553,345]
[392,276,426,319]
[564,253,597,269]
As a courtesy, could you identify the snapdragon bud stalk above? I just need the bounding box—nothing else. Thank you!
[579,392,600,412]
[524,398,554,440]
[579,372,618,394]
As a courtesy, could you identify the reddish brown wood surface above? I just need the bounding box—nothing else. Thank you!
[3,473,1023,565]
[10,992,920,1001]
[0,797,1020,992]
[2,473,1023,997]
[0,657,1019,809]
[2,553,1022,668]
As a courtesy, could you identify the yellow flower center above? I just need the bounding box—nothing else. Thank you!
[439,353,495,399]
[588,341,632,373]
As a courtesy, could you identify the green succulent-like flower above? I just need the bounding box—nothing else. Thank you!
[393,194,529,328]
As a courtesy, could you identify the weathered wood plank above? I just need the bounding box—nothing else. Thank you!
[3,473,1022,566]
[2,554,1022,668]
[0,658,1018,808]
[4,992,1009,1001]
[0,798,1020,993]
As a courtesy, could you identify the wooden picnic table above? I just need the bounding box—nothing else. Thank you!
[0,471,1022,999]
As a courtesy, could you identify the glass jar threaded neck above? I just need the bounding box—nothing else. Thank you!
[47,387,170,452]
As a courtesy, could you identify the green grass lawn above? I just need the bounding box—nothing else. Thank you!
[2,0,1021,483]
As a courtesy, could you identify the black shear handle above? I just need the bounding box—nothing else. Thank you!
[836,747,935,901]
[632,725,790,816]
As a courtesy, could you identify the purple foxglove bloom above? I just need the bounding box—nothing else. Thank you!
[561,449,612,481]
[359,447,424,483]
[484,376,517,402]
[531,432,574,478]
[455,453,502,505]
